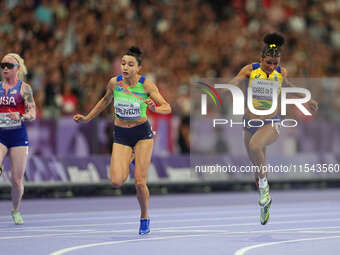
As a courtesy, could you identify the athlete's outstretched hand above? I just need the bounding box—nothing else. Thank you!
[73,114,89,123]
[145,99,157,112]
[308,99,319,112]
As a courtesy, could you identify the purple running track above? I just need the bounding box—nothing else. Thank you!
[1,189,340,255]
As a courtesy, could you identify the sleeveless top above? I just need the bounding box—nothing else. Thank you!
[113,75,149,121]
[247,63,283,110]
[0,80,26,129]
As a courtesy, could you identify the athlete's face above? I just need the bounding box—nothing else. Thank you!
[261,56,280,75]
[121,55,141,79]
[1,55,19,80]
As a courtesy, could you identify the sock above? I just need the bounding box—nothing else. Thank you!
[258,177,268,189]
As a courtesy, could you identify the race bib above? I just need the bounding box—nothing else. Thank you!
[114,102,141,120]
[251,80,279,101]
[0,112,22,129]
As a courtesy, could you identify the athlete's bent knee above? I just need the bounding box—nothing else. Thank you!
[135,179,147,188]
[111,178,124,188]
[11,177,23,188]
[135,183,148,195]
[134,175,147,185]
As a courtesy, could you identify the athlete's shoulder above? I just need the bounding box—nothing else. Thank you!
[21,81,31,87]
[143,78,156,88]
[109,76,119,84]
[238,64,253,76]
[143,78,158,95]
[250,62,261,70]
[280,66,287,76]
[20,81,33,91]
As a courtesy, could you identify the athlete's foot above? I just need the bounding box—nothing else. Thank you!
[139,218,150,235]
[258,185,272,225]
[11,210,24,225]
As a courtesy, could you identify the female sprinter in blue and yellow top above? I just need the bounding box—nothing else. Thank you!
[229,33,318,225]
[0,53,37,224]
[73,47,171,235]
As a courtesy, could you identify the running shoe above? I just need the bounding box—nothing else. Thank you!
[139,218,150,235]
[11,210,24,225]
[258,185,272,225]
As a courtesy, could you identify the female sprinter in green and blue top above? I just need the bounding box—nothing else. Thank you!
[229,33,318,225]
[73,47,171,235]
[0,53,36,225]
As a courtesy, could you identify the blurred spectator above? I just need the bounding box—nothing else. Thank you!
[2,0,340,154]
[61,82,78,115]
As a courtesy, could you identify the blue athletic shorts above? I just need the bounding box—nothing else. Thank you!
[243,115,280,135]
[0,123,29,148]
[113,121,154,148]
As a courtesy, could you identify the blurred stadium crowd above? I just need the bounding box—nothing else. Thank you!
[1,0,340,153]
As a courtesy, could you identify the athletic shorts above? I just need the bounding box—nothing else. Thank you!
[113,121,154,148]
[243,115,280,135]
[0,123,29,148]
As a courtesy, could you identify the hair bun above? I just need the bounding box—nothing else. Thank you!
[128,46,142,56]
[264,33,285,47]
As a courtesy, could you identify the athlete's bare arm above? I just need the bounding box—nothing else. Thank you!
[73,77,115,123]
[9,82,37,121]
[21,83,36,121]
[281,67,318,112]
[144,80,171,114]
[229,64,252,87]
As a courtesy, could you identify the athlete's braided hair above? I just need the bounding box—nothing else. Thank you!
[262,33,285,58]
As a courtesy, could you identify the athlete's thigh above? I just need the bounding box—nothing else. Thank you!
[250,124,279,148]
[111,143,133,180]
[0,143,8,165]
[8,146,28,179]
[134,139,153,183]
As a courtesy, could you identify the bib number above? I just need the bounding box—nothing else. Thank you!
[251,80,279,100]
[114,102,141,120]
[0,112,22,129]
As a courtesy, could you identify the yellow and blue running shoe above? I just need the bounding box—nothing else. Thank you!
[11,210,24,225]
[258,185,272,225]
[139,218,150,235]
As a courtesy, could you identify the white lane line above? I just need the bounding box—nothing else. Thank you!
[10,225,340,235]
[2,218,340,240]
[234,235,340,255]
[1,211,340,232]
[160,225,340,234]
[0,209,263,224]
[48,234,207,255]
[1,210,339,226]
[298,230,340,234]
[48,230,340,255]
[0,200,337,219]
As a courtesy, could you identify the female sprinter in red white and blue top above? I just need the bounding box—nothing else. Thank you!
[0,53,36,224]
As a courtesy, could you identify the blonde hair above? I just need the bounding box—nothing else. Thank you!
[5,53,27,81]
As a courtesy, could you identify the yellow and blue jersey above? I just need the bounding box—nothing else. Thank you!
[247,63,283,110]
